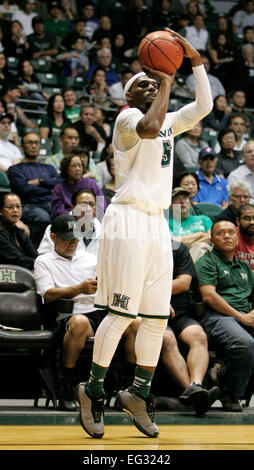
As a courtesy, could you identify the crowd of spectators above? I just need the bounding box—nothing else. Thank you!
[2,0,254,412]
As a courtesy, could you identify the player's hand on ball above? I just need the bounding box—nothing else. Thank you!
[142,64,175,83]
[165,28,200,60]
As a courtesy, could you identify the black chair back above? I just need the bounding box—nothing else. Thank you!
[0,265,42,330]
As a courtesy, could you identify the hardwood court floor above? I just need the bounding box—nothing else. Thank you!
[1,424,254,450]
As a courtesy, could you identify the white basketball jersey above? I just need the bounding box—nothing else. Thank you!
[112,107,174,210]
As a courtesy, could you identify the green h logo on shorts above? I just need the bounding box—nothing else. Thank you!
[0,268,16,283]
[112,293,130,311]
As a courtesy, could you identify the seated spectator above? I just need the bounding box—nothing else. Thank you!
[102,154,115,207]
[195,219,254,411]
[39,93,72,140]
[94,108,111,138]
[168,187,213,262]
[152,0,180,30]
[0,1,20,21]
[208,32,234,71]
[86,47,120,87]
[12,0,37,36]
[17,59,49,105]
[0,112,22,173]
[91,15,115,45]
[111,32,128,65]
[0,52,18,92]
[227,113,248,152]
[0,192,37,269]
[51,152,104,219]
[7,132,62,248]
[186,54,226,100]
[79,1,99,39]
[34,213,138,411]
[56,33,89,77]
[45,125,80,172]
[228,89,254,136]
[227,140,254,203]
[157,241,219,415]
[214,181,251,226]
[44,0,71,45]
[193,147,229,208]
[82,66,111,108]
[174,121,208,169]
[202,95,231,133]
[109,68,134,109]
[0,97,19,146]
[63,88,80,123]
[173,170,212,218]
[215,128,244,178]
[235,203,254,269]
[75,146,99,181]
[27,15,58,61]
[95,138,113,188]
[181,13,210,52]
[38,188,101,256]
[59,0,75,22]
[1,83,38,130]
[232,0,254,37]
[74,104,107,152]
[2,20,30,61]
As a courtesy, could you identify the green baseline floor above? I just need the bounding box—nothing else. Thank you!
[1,405,254,426]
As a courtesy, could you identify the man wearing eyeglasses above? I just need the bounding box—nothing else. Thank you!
[7,132,62,248]
[0,113,22,173]
[213,181,251,226]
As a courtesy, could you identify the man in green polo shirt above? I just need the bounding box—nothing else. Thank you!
[195,219,254,411]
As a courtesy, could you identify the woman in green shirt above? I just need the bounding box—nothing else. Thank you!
[40,92,72,140]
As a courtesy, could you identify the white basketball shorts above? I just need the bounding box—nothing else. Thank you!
[94,203,173,319]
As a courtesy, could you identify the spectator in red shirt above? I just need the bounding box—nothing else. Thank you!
[235,203,254,269]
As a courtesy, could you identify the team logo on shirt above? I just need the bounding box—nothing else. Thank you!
[161,141,172,167]
[112,293,130,311]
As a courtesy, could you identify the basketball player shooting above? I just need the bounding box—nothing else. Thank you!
[76,30,213,439]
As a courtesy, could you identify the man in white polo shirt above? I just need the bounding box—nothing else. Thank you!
[34,214,137,411]
[0,112,22,173]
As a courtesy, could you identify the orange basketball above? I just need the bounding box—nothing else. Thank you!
[138,30,184,74]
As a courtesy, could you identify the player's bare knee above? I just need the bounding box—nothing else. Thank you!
[67,314,90,337]
[162,329,178,351]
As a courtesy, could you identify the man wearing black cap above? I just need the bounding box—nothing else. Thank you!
[34,214,138,411]
[193,146,229,207]
[27,16,58,60]
[0,113,22,173]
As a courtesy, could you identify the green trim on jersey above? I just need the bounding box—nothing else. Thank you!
[94,303,108,310]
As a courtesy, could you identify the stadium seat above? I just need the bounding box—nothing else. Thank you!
[39,137,53,160]
[0,171,10,193]
[0,265,59,408]
[6,56,19,71]
[195,202,222,218]
[31,59,52,73]
[36,72,59,87]
[59,75,86,90]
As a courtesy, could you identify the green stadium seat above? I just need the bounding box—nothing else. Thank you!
[59,75,86,90]
[7,56,19,70]
[195,202,222,219]
[0,170,10,193]
[36,72,59,87]
[31,59,52,72]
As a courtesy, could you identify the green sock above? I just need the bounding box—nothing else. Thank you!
[129,366,154,399]
[86,362,108,398]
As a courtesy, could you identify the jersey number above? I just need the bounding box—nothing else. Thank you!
[161,141,171,167]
